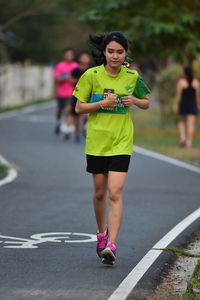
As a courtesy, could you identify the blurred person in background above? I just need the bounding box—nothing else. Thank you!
[173,66,200,148]
[71,52,91,142]
[53,48,78,136]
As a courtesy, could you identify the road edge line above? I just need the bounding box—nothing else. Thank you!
[0,101,55,120]
[108,146,200,299]
[0,101,55,186]
[108,208,200,300]
[134,145,200,174]
[0,155,18,187]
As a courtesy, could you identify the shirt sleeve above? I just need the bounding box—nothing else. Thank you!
[133,75,151,99]
[72,70,92,103]
[53,63,61,78]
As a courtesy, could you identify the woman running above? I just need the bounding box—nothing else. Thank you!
[71,52,91,142]
[53,48,78,136]
[174,66,200,148]
[73,31,150,265]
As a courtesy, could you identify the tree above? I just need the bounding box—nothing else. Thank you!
[0,0,58,62]
[0,0,90,63]
[81,0,200,64]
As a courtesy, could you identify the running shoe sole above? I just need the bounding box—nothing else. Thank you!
[101,248,116,265]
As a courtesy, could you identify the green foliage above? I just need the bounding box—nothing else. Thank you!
[0,162,7,179]
[2,0,200,63]
[180,260,200,300]
[155,62,182,127]
[180,292,200,300]
[1,0,200,64]
[81,0,200,62]
[153,247,200,258]
[156,63,182,103]
[0,0,90,63]
[133,107,200,166]
[193,54,200,79]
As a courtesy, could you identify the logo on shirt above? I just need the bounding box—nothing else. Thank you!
[126,70,135,75]
[125,85,131,93]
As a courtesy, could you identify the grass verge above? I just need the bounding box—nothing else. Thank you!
[0,98,53,114]
[180,260,200,300]
[153,247,200,258]
[0,163,8,180]
[132,107,200,167]
[153,247,200,299]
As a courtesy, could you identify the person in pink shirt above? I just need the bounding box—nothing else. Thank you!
[53,48,79,135]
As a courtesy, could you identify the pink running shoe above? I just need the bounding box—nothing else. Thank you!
[101,242,116,265]
[96,229,108,258]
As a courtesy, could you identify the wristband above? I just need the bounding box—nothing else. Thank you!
[99,101,104,109]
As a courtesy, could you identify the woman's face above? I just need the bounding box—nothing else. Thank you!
[79,53,91,66]
[63,50,74,62]
[103,41,126,69]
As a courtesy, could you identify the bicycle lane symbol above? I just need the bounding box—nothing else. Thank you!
[0,232,97,249]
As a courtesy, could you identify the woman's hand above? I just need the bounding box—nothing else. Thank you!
[121,93,135,107]
[122,93,149,110]
[101,94,117,109]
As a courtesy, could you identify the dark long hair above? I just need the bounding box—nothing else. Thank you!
[184,66,194,85]
[89,31,129,65]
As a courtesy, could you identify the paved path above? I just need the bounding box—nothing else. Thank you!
[0,104,199,300]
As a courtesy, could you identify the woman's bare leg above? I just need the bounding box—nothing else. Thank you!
[178,115,186,144]
[74,115,80,135]
[107,171,127,244]
[92,174,108,233]
[186,114,196,147]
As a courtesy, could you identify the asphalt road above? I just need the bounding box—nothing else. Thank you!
[0,104,199,300]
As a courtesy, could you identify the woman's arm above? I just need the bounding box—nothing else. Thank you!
[121,94,149,110]
[194,79,200,110]
[197,86,200,111]
[173,79,183,113]
[75,94,117,114]
[55,75,72,83]
[68,76,78,85]
[76,100,102,114]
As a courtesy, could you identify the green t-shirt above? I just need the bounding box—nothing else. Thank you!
[73,64,150,156]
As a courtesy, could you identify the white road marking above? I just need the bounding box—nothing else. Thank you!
[0,102,55,186]
[108,208,200,300]
[17,115,54,123]
[0,102,55,120]
[1,104,200,296]
[108,147,200,299]
[0,155,17,187]
[0,232,96,248]
[134,145,200,174]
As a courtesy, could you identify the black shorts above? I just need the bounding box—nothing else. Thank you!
[71,96,78,116]
[56,97,72,110]
[86,155,131,174]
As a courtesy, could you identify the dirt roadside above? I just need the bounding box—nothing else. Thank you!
[148,238,200,300]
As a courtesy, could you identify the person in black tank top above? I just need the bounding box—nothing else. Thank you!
[179,77,198,115]
[174,66,200,148]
